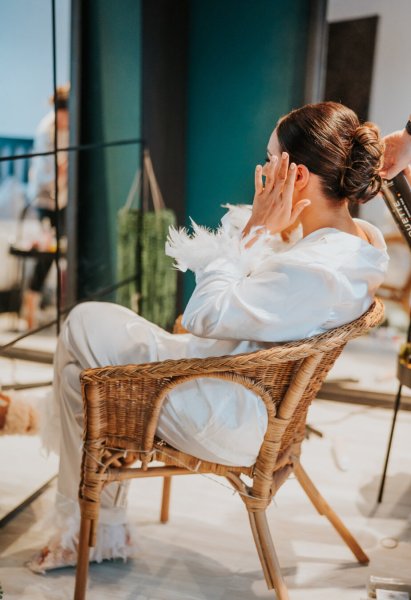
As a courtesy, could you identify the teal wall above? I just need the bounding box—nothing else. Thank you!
[76,0,310,303]
[77,0,142,298]
[184,0,310,300]
[93,0,142,226]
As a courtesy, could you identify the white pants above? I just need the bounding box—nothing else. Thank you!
[46,302,267,558]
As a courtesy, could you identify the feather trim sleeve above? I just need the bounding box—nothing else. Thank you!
[165,204,297,276]
[165,218,278,276]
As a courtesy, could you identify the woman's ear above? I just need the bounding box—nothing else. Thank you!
[295,164,310,190]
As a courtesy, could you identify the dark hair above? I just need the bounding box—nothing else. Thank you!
[276,101,383,204]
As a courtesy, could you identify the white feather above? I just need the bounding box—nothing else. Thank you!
[220,203,253,235]
[165,204,301,276]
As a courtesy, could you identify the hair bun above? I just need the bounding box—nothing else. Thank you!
[276,102,383,205]
[340,122,384,203]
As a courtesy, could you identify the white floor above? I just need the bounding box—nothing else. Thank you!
[0,434,58,522]
[0,399,410,600]
[0,307,410,599]
[326,326,411,405]
[0,356,56,522]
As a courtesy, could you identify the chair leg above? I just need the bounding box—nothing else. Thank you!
[73,516,92,600]
[160,476,172,524]
[293,461,369,564]
[248,510,290,600]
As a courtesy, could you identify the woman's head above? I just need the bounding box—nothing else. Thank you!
[271,101,383,204]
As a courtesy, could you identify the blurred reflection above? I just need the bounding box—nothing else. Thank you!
[0,0,70,341]
[21,84,69,329]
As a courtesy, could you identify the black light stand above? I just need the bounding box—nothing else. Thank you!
[377,318,411,502]
[377,171,411,503]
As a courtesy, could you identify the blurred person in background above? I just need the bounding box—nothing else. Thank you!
[22,84,69,329]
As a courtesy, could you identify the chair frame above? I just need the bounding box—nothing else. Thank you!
[73,299,384,600]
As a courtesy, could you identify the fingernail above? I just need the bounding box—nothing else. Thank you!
[271,155,277,162]
[282,152,288,159]
[256,164,262,170]
[290,163,296,170]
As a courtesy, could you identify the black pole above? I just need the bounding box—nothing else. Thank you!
[51,0,62,335]
[0,272,141,354]
[377,312,411,503]
[0,137,145,164]
[377,381,403,503]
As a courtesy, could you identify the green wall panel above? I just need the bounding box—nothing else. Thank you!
[184,0,310,300]
[77,0,141,299]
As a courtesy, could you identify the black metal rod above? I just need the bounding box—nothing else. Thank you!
[377,309,411,503]
[51,0,61,335]
[377,381,403,503]
[0,273,140,354]
[0,137,144,162]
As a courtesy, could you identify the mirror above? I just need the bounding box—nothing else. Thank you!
[0,0,71,522]
[0,0,71,352]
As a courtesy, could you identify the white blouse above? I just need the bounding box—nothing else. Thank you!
[155,204,388,466]
[167,204,388,342]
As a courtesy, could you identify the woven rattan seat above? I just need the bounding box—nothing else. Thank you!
[74,298,384,600]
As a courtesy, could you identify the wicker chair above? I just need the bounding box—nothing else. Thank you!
[74,299,384,600]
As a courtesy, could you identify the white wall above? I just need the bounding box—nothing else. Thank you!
[327,0,411,135]
[0,0,70,138]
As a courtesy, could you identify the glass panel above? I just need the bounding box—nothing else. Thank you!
[0,0,70,352]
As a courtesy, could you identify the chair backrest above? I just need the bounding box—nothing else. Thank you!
[80,299,384,507]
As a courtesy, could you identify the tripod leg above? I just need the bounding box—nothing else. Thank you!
[377,382,402,504]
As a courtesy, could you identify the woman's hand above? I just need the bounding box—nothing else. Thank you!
[243,152,310,240]
[380,128,411,179]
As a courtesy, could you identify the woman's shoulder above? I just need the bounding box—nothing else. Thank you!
[353,218,387,251]
[283,219,389,278]
[293,219,386,253]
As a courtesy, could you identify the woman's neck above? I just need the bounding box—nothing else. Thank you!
[299,198,366,240]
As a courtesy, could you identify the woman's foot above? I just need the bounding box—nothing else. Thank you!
[27,525,135,574]
[27,545,77,574]
[21,290,41,330]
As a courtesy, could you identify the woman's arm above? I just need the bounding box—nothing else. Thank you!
[180,251,335,342]
[166,154,329,342]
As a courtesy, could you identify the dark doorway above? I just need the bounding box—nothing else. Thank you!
[324,16,379,122]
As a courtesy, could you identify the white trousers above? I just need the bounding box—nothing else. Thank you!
[46,302,267,558]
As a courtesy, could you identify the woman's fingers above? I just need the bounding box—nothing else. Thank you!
[290,198,311,224]
[254,164,264,195]
[404,164,411,185]
[282,161,297,204]
[273,152,289,196]
[264,155,278,191]
[278,152,289,180]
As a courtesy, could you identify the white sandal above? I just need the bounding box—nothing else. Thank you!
[27,545,78,574]
[27,525,136,574]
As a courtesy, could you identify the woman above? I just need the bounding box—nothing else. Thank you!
[22,85,69,329]
[8,101,387,571]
